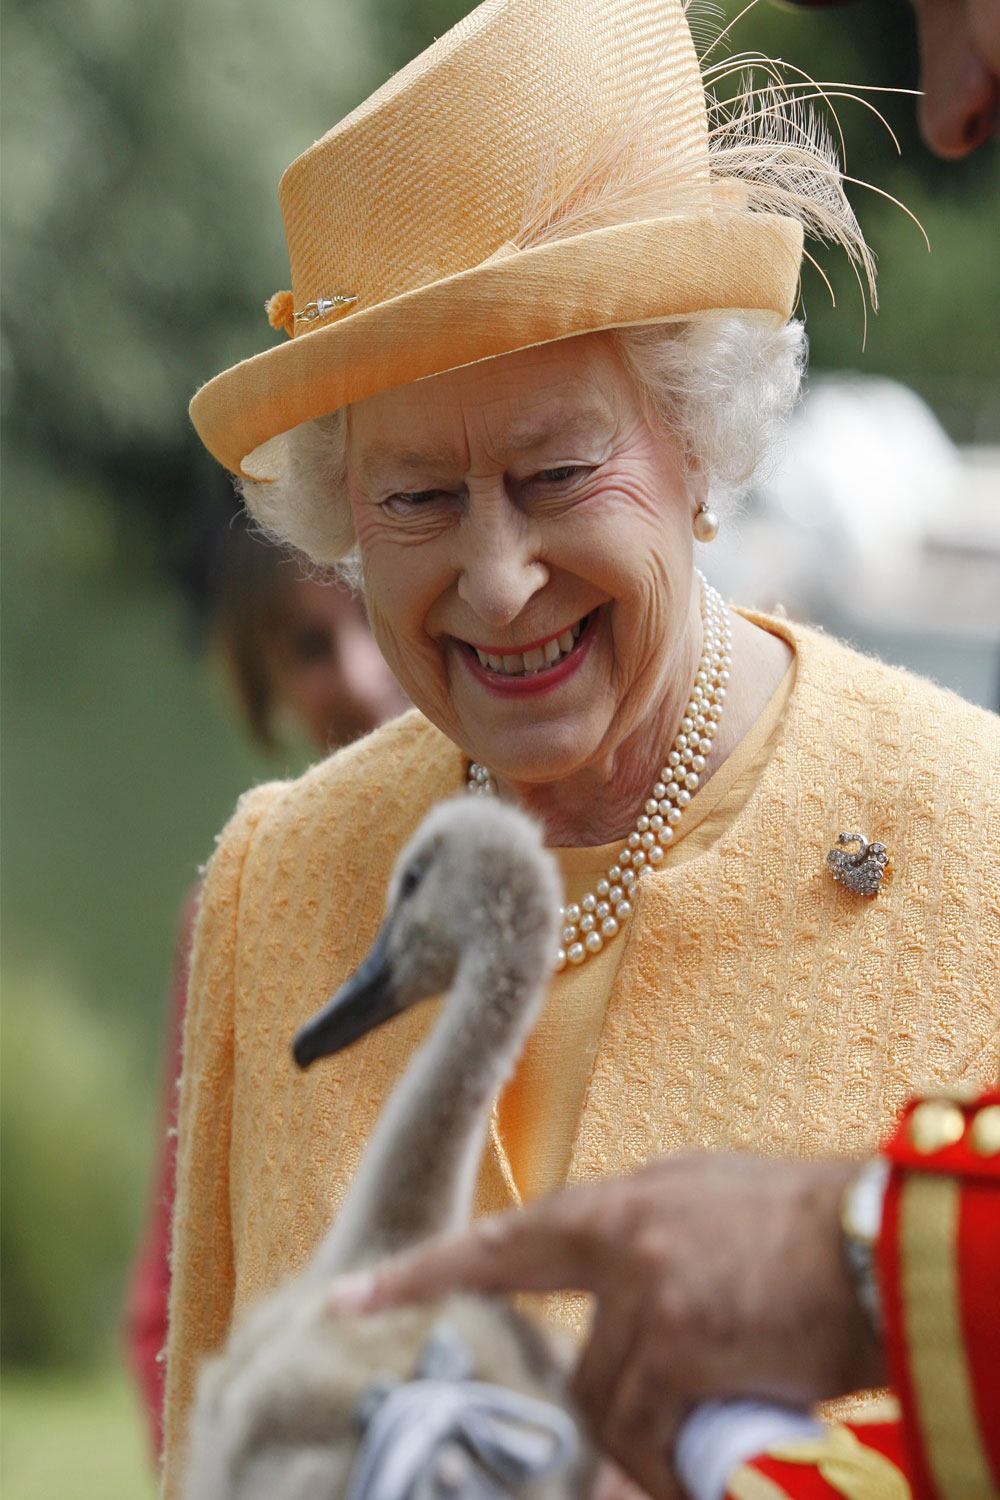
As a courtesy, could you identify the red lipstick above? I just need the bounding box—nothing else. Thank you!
[459,610,598,698]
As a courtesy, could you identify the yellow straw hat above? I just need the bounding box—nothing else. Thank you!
[190,0,805,479]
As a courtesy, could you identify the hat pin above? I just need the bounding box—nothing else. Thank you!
[294,294,358,325]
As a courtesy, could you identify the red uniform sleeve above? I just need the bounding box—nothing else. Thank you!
[878,1087,1000,1500]
[123,886,200,1466]
[725,1407,913,1500]
[725,1088,1000,1500]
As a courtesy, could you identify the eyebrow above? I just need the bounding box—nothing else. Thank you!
[503,405,616,456]
[357,404,616,488]
[355,450,446,486]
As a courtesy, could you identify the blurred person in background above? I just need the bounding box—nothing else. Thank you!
[178,483,408,756]
[160,0,999,1495]
[124,488,407,1464]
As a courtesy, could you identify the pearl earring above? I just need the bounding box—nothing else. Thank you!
[693,501,719,543]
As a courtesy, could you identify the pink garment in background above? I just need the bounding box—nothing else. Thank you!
[124,887,199,1465]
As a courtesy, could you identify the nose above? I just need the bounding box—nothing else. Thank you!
[921,63,997,156]
[917,18,998,157]
[453,494,549,627]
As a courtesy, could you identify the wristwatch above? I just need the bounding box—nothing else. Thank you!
[840,1155,890,1332]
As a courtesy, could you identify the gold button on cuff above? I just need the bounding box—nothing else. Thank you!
[969,1105,1000,1157]
[909,1099,966,1154]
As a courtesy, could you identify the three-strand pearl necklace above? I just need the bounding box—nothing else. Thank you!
[467,572,732,971]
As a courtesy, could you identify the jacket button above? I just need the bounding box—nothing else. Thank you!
[909,1099,966,1154]
[969,1105,1000,1157]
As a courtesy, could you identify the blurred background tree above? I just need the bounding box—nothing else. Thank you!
[1,0,997,1493]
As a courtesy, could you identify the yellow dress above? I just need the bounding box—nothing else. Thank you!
[500,660,796,1202]
[162,617,1000,1495]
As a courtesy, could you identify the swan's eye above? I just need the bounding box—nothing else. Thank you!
[399,862,425,899]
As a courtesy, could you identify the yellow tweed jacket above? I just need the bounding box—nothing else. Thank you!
[162,619,999,1492]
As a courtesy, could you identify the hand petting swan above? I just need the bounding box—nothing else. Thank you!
[182,797,591,1500]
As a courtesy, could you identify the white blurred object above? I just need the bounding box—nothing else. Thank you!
[765,376,959,579]
[676,1401,823,1500]
[708,376,1000,661]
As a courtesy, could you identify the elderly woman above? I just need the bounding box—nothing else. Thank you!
[163,0,1000,1490]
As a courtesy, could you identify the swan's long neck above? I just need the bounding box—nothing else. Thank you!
[314,942,546,1276]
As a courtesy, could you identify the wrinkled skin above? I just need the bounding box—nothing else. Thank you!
[346,332,790,848]
[329,1153,887,1500]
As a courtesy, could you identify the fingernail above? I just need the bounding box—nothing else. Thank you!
[326,1270,377,1315]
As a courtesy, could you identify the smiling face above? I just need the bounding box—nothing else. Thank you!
[345,332,703,794]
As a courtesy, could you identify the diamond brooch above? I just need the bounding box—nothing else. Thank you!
[827,832,888,897]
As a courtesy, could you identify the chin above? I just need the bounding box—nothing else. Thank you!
[468,717,606,787]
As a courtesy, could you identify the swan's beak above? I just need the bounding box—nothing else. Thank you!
[292,925,399,1069]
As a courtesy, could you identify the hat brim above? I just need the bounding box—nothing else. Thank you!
[190,211,803,478]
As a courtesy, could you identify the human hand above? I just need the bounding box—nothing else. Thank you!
[328,1153,886,1498]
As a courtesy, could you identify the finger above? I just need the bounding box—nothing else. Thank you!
[572,1277,648,1434]
[601,1343,688,1500]
[328,1192,606,1313]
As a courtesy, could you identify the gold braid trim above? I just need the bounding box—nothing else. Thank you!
[771,1426,910,1500]
[899,1174,999,1500]
[726,1465,798,1500]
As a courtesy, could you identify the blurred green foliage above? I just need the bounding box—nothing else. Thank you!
[1,0,997,1388]
[0,444,292,1376]
[0,445,285,1028]
[2,1366,156,1499]
[1,968,150,1366]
